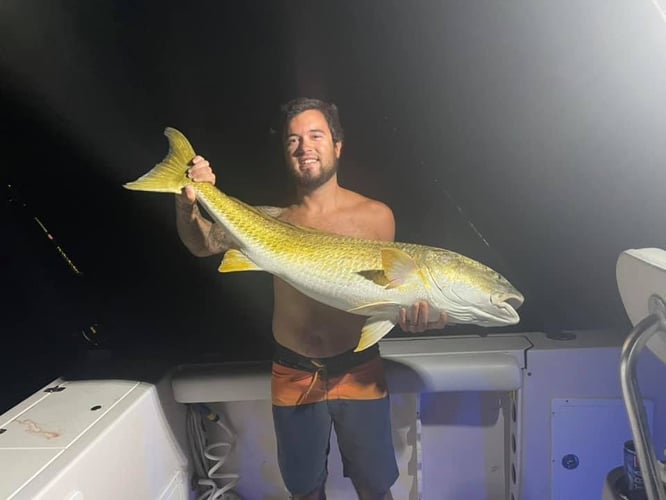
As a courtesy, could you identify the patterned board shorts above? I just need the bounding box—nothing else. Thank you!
[271,343,399,496]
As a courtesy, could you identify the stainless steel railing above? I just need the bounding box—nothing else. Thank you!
[620,294,666,500]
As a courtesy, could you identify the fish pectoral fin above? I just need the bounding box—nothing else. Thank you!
[356,270,390,286]
[355,317,397,352]
[218,249,263,273]
[381,248,420,289]
[348,301,401,316]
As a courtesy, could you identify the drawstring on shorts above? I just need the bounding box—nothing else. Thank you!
[296,360,328,405]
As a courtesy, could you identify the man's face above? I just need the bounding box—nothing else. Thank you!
[284,109,342,190]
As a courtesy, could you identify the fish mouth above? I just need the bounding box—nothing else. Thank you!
[493,292,524,310]
[489,292,524,324]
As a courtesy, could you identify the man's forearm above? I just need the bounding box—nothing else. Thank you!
[175,197,229,256]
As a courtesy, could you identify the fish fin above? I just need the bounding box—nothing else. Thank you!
[123,127,195,194]
[356,270,390,286]
[348,301,401,316]
[355,318,397,352]
[381,248,420,289]
[218,249,263,273]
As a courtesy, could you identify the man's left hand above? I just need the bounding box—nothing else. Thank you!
[399,301,448,333]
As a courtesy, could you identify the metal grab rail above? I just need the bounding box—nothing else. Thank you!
[620,295,666,500]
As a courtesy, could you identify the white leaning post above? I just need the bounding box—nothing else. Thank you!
[620,293,666,500]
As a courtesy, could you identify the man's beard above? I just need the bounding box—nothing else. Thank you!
[291,158,339,190]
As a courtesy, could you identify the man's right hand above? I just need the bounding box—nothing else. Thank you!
[180,155,216,204]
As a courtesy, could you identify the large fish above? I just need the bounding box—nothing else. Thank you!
[124,127,524,351]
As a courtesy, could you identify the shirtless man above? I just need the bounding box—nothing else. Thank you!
[175,98,447,500]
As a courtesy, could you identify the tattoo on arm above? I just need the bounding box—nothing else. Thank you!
[207,206,284,253]
[207,224,234,252]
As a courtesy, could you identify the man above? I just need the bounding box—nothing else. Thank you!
[175,98,447,500]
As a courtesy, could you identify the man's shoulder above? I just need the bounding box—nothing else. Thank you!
[342,189,396,241]
[344,189,394,217]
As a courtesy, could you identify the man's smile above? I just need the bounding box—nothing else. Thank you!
[298,157,319,168]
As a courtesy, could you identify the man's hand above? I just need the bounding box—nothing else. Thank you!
[179,155,216,204]
[399,301,448,333]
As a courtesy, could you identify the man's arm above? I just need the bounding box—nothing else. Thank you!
[175,155,283,257]
[175,196,231,256]
[175,155,227,256]
[176,200,285,256]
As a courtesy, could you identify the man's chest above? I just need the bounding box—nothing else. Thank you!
[282,210,377,239]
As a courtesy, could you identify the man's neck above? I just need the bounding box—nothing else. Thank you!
[296,176,343,214]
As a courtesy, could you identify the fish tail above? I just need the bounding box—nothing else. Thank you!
[123,127,196,194]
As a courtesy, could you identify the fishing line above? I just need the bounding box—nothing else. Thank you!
[440,185,494,251]
[436,180,539,331]
[438,183,517,279]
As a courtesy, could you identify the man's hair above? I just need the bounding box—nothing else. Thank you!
[281,97,344,144]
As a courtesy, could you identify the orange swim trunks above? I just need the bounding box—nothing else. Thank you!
[271,343,388,407]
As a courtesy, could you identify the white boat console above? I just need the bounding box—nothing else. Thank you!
[171,335,529,403]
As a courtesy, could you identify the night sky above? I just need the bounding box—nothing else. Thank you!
[2,1,666,413]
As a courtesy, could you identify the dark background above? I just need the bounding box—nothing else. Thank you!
[2,0,666,413]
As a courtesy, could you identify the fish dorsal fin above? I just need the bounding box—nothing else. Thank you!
[355,317,396,352]
[381,248,419,289]
[218,249,263,273]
